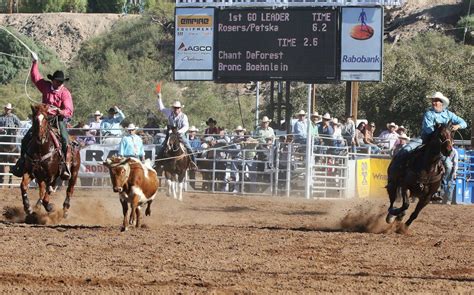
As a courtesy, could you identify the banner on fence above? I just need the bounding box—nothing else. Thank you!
[79,144,156,178]
[356,158,390,198]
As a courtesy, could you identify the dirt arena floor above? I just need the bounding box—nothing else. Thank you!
[0,188,473,293]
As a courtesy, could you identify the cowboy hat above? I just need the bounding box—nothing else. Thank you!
[108,107,118,114]
[322,113,331,120]
[427,91,449,107]
[310,112,321,118]
[261,116,272,123]
[93,110,102,116]
[4,103,13,109]
[126,123,138,130]
[206,117,217,125]
[47,70,69,82]
[172,101,183,108]
[387,122,397,128]
[332,118,341,125]
[189,125,199,132]
[83,124,90,130]
[296,110,306,116]
[397,125,406,131]
[234,125,246,132]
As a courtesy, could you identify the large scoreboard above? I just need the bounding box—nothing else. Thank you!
[215,9,338,82]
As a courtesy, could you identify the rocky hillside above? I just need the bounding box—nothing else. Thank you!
[0,0,469,63]
[0,13,137,62]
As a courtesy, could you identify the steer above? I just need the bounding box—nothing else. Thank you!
[103,156,159,231]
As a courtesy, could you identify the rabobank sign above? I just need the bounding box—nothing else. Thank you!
[342,55,380,63]
[340,7,383,81]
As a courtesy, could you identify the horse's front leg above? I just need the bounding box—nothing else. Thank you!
[178,173,186,202]
[63,163,78,218]
[405,192,431,228]
[41,182,55,213]
[386,182,398,224]
[395,187,410,221]
[21,173,33,215]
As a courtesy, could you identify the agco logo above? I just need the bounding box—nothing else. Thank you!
[178,42,212,52]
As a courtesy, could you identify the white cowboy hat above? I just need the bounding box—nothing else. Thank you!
[310,112,321,118]
[261,116,272,123]
[234,125,246,132]
[93,110,102,116]
[427,91,449,107]
[296,110,306,116]
[332,118,341,125]
[126,123,138,130]
[189,125,199,132]
[83,124,90,130]
[398,134,410,140]
[171,101,183,108]
[4,103,13,109]
[387,122,397,128]
[322,113,331,120]
[397,125,406,131]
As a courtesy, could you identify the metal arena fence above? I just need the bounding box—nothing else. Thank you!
[0,127,472,201]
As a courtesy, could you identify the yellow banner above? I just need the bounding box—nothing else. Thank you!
[356,158,370,198]
[369,158,390,198]
[356,158,391,198]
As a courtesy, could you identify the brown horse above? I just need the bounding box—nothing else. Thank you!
[386,122,453,228]
[155,128,189,201]
[20,104,80,217]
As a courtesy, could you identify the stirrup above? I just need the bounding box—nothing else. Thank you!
[60,162,71,180]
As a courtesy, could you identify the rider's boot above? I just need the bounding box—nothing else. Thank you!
[60,146,72,180]
[188,152,198,171]
[11,157,25,177]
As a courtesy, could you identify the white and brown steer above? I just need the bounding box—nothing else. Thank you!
[103,156,159,231]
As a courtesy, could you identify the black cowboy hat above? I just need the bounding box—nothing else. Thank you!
[47,70,69,82]
[108,107,118,114]
[206,117,217,125]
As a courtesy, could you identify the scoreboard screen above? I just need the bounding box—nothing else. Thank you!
[215,8,339,82]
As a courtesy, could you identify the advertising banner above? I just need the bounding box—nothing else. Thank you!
[356,158,370,198]
[78,144,156,178]
[369,158,390,198]
[174,8,214,80]
[341,7,383,81]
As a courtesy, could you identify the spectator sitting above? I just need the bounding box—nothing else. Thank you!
[363,122,381,154]
[188,126,202,151]
[204,117,221,137]
[143,114,160,136]
[379,122,399,149]
[76,124,96,147]
[137,129,154,144]
[255,116,275,144]
[342,116,356,148]
[118,123,144,161]
[310,112,321,144]
[331,118,344,147]
[318,113,334,146]
[0,103,21,135]
[293,110,307,144]
[100,106,126,144]
[89,110,102,143]
[391,134,409,157]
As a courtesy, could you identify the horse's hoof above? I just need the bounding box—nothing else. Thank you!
[25,207,33,215]
[45,203,54,213]
[120,226,127,232]
[386,213,396,224]
[63,210,69,219]
[396,213,406,222]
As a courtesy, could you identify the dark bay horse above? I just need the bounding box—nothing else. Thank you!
[155,129,189,201]
[386,123,453,228]
[20,104,80,217]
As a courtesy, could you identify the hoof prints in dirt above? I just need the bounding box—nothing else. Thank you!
[2,205,65,225]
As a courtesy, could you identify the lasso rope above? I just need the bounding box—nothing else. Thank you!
[0,25,39,103]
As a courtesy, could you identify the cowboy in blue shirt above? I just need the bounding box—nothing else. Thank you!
[118,123,144,161]
[101,106,126,137]
[388,91,467,179]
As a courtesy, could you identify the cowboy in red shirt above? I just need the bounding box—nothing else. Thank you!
[12,52,73,179]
